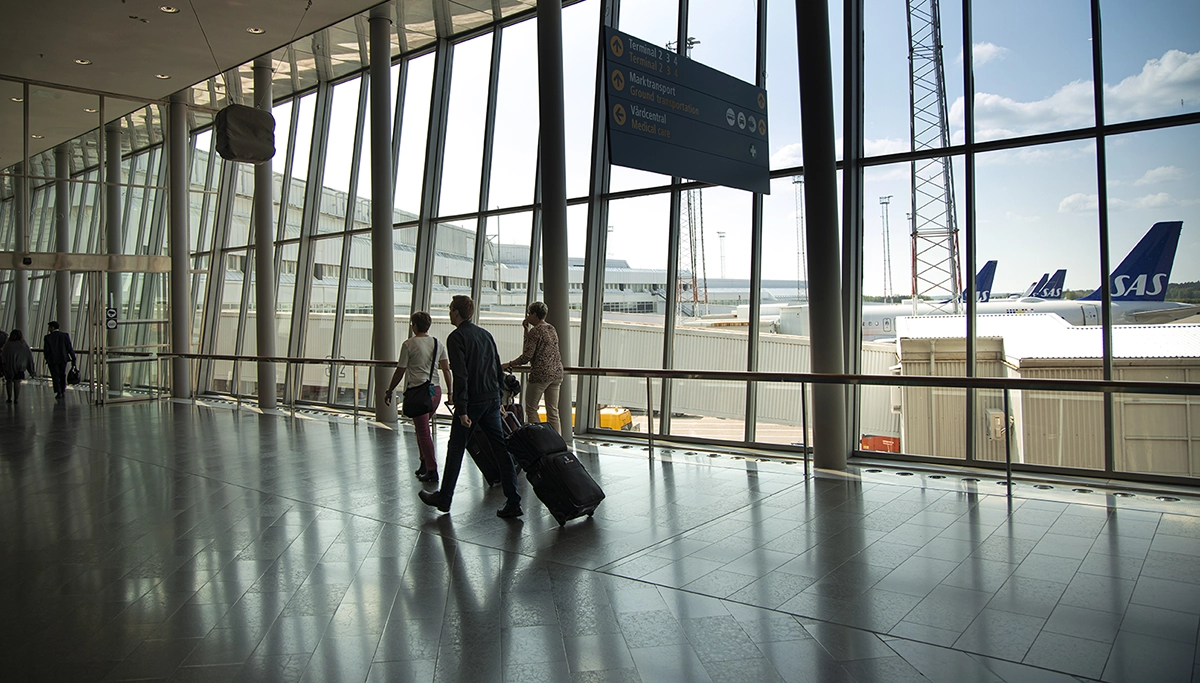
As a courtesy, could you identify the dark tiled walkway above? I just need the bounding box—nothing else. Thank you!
[2,383,1199,682]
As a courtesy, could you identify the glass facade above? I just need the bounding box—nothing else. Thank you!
[1,0,1197,483]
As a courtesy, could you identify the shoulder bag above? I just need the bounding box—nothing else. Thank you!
[402,338,439,418]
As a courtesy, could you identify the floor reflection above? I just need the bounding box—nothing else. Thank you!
[0,383,1196,682]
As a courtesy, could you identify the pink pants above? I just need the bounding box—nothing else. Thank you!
[413,385,442,473]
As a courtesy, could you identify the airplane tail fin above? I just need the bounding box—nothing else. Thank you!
[975,260,997,302]
[1024,273,1049,298]
[1081,221,1182,302]
[1036,269,1066,299]
[961,260,998,302]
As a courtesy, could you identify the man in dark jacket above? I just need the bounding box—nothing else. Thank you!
[43,321,76,399]
[418,295,522,518]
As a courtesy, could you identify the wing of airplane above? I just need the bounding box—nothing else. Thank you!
[1126,305,1200,325]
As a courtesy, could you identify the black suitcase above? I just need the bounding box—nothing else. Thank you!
[465,404,524,487]
[466,427,502,487]
[526,451,605,526]
[506,422,568,472]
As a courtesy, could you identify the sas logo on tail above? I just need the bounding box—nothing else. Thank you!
[1112,273,1168,298]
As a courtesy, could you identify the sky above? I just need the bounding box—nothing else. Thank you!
[312,0,1199,298]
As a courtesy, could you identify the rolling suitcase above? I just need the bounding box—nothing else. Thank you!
[525,451,605,526]
[506,422,569,472]
[465,404,524,487]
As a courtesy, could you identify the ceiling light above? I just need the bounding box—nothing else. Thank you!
[155,74,171,79]
[75,59,92,65]
[31,134,43,139]
[84,107,98,113]
[246,27,265,35]
[159,5,179,13]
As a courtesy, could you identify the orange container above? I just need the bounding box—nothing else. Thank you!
[860,435,901,453]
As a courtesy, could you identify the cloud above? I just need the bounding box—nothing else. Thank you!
[771,142,803,168]
[865,138,908,156]
[971,42,1009,66]
[951,49,1200,142]
[771,138,908,170]
[974,141,1094,165]
[1133,165,1187,186]
[1059,193,1098,213]
[1108,50,1200,120]
[1061,191,1196,212]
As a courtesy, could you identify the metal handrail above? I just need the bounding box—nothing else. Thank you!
[159,352,1200,492]
[167,352,1200,397]
[563,366,1200,397]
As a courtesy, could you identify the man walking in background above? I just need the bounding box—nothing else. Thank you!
[43,321,76,400]
[418,295,523,519]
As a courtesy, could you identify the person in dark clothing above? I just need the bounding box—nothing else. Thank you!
[418,295,523,519]
[2,329,35,403]
[0,329,8,349]
[43,321,76,400]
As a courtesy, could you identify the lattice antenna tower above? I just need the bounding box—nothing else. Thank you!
[669,36,706,316]
[793,176,808,302]
[907,0,962,315]
[879,195,895,302]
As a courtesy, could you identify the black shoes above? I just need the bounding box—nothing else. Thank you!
[416,470,439,483]
[415,466,427,477]
[418,489,451,512]
[419,491,520,518]
[496,502,524,519]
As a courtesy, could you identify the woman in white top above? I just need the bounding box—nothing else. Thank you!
[384,311,452,482]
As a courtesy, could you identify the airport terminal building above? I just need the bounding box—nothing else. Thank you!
[2,1,1199,681]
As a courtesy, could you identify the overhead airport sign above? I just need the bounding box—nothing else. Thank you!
[604,27,770,194]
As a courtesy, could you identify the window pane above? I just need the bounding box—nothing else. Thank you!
[974,142,1101,469]
[285,93,318,240]
[971,0,1092,141]
[318,77,362,235]
[489,20,540,210]
[275,242,299,354]
[301,235,344,402]
[687,0,756,84]
[394,223,417,320]
[599,194,670,434]
[757,176,814,448]
[190,131,218,253]
[1100,0,1200,125]
[395,54,436,217]
[669,186,751,441]
[432,218,477,317]
[213,249,248,393]
[766,0,802,171]
[439,34,493,217]
[564,0,600,199]
[480,211,532,315]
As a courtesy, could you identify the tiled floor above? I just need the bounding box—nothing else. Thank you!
[2,383,1199,683]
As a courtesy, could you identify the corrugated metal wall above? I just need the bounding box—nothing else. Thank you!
[899,338,1007,460]
[899,342,1199,477]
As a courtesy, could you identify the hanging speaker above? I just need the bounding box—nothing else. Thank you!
[215,104,275,164]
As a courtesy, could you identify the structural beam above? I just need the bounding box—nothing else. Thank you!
[169,92,192,399]
[253,57,278,409]
[370,4,397,422]
[537,0,573,436]
[54,145,72,331]
[105,121,124,393]
[795,0,849,469]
